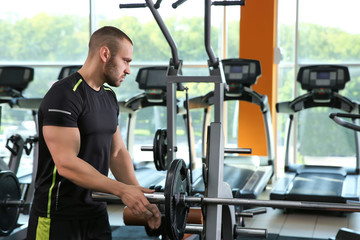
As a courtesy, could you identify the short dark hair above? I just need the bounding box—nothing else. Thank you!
[88,26,133,55]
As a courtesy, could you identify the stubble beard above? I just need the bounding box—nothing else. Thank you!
[104,57,122,87]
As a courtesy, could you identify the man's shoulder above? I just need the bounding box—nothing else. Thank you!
[53,73,83,91]
[103,85,117,99]
[41,73,83,107]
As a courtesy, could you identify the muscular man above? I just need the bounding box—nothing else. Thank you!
[27,26,161,240]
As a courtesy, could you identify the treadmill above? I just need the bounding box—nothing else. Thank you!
[270,65,360,203]
[189,58,275,198]
[0,66,35,180]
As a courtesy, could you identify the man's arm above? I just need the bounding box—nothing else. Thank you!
[109,126,161,229]
[43,125,160,228]
[109,126,139,185]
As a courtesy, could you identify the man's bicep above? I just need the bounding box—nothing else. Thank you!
[43,126,81,163]
[110,126,127,155]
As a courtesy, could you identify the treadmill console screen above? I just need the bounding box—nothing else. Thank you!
[136,66,168,90]
[317,71,330,80]
[0,66,34,92]
[230,65,244,73]
[297,65,350,91]
[221,58,261,87]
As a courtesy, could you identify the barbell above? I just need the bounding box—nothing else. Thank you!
[141,128,252,171]
[92,159,360,240]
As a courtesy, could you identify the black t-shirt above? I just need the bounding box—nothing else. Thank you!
[32,72,119,219]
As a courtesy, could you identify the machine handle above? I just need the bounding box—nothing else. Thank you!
[5,135,21,156]
[329,112,360,132]
[154,0,163,9]
[172,0,187,8]
[119,3,147,8]
[212,1,245,6]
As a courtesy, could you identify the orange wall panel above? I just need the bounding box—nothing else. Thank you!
[238,0,278,156]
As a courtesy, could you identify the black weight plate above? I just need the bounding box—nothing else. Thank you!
[145,224,162,237]
[159,130,167,170]
[153,129,162,170]
[0,171,21,236]
[153,129,167,171]
[164,159,189,240]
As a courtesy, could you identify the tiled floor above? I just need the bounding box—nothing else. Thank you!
[245,188,360,239]
[244,207,360,239]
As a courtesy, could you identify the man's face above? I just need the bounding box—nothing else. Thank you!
[104,40,133,87]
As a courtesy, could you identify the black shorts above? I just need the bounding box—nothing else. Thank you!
[26,210,112,240]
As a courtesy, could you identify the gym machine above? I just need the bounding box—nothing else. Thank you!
[189,58,275,199]
[117,0,266,239]
[123,66,185,188]
[0,66,37,198]
[271,65,360,203]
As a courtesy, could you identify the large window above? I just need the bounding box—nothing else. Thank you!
[0,0,90,172]
[277,0,360,174]
[0,0,239,170]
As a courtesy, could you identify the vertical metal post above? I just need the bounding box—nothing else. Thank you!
[143,0,182,167]
[352,103,360,173]
[204,122,223,240]
[204,0,219,67]
[166,76,177,165]
[203,1,234,239]
[126,113,136,157]
[214,81,224,123]
[292,0,300,164]
[89,0,97,34]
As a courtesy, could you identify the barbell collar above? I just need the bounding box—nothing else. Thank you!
[141,146,154,151]
[224,147,252,154]
[92,192,360,212]
[235,227,267,238]
[140,146,178,152]
[184,224,203,234]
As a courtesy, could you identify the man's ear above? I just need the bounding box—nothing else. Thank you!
[99,46,111,63]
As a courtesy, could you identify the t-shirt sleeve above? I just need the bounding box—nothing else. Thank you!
[40,84,82,128]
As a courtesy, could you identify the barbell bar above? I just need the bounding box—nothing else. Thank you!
[91,192,360,212]
[140,147,250,154]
